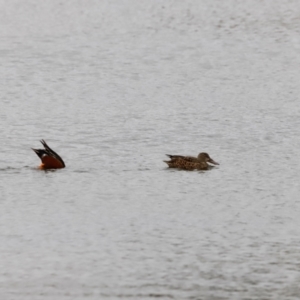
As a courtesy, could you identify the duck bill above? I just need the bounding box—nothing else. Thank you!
[208,158,219,165]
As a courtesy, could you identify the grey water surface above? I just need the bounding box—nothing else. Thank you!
[1,1,300,299]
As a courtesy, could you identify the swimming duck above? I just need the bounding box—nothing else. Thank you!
[164,152,219,170]
[32,140,65,169]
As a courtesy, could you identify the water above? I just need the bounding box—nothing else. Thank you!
[1,0,300,299]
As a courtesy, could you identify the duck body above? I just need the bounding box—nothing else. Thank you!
[164,152,219,170]
[32,140,65,169]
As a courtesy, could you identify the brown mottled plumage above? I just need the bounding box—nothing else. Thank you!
[164,152,219,170]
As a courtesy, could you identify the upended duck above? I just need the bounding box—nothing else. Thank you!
[164,152,219,170]
[32,140,65,169]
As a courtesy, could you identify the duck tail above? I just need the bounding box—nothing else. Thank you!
[163,160,171,166]
[40,139,66,168]
[32,148,46,159]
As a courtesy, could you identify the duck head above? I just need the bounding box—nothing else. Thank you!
[198,152,219,165]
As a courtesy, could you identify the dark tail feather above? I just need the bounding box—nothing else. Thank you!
[40,140,52,152]
[163,160,171,166]
[32,148,46,159]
